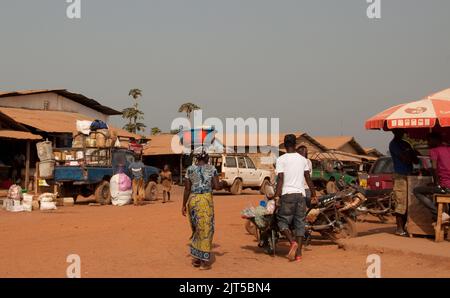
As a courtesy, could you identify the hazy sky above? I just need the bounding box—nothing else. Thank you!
[1,0,450,152]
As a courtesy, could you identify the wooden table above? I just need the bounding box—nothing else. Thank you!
[435,194,450,242]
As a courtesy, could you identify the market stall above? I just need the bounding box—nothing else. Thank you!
[0,110,43,196]
[365,88,450,237]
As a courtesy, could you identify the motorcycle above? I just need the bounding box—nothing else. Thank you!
[355,188,394,222]
[245,185,366,256]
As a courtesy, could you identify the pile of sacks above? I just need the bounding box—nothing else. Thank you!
[2,185,39,212]
[36,141,55,179]
[74,120,119,148]
[110,173,132,206]
[3,185,27,212]
[39,193,57,211]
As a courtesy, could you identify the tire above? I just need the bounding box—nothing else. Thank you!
[329,215,358,240]
[94,181,111,205]
[270,229,277,256]
[259,179,270,195]
[230,179,243,195]
[145,181,158,201]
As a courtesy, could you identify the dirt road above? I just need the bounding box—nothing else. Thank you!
[1,186,449,277]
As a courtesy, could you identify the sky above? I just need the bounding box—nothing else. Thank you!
[1,0,450,153]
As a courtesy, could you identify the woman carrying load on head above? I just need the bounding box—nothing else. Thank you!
[181,151,226,270]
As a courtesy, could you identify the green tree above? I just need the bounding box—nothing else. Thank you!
[151,127,162,135]
[122,88,146,134]
[178,102,200,120]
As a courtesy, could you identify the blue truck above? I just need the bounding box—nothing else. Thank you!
[53,148,159,204]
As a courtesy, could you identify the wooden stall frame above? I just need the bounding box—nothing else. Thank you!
[435,194,450,242]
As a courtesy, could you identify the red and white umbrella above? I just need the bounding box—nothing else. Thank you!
[365,88,450,130]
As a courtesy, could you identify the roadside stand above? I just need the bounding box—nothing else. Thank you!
[365,88,450,239]
[31,119,159,208]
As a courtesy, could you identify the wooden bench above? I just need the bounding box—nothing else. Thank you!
[435,194,450,242]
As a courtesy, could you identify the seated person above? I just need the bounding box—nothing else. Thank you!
[326,176,338,194]
[413,132,450,223]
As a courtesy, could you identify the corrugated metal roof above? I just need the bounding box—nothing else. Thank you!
[364,147,384,157]
[278,132,328,152]
[330,150,377,162]
[143,131,328,156]
[143,134,183,156]
[314,136,354,150]
[314,136,367,155]
[0,111,29,131]
[0,107,140,139]
[0,130,42,140]
[215,131,327,149]
[0,89,121,115]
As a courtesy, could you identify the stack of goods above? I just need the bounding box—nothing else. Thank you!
[39,193,57,211]
[22,193,33,212]
[241,200,276,229]
[110,173,132,206]
[56,197,75,207]
[72,132,85,148]
[66,120,120,166]
[74,119,117,149]
[2,184,25,212]
[87,120,109,148]
[36,141,55,178]
[55,149,80,166]
[89,129,111,148]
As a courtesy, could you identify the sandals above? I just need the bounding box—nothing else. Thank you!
[200,261,211,270]
[395,231,408,237]
[192,259,201,268]
[287,241,298,261]
[192,259,211,270]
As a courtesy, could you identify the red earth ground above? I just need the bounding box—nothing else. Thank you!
[1,186,449,278]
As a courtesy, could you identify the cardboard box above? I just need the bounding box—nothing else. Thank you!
[63,197,74,206]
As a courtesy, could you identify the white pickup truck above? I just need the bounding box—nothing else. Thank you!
[209,154,274,195]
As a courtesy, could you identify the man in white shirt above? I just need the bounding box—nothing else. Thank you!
[297,145,314,208]
[271,134,317,262]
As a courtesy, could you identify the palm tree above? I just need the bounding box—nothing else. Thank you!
[122,88,146,134]
[178,102,200,120]
[151,127,162,135]
[129,88,142,102]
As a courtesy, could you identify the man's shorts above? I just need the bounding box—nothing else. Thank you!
[276,193,306,237]
[393,174,408,215]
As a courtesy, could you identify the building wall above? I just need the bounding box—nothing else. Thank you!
[0,93,109,121]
